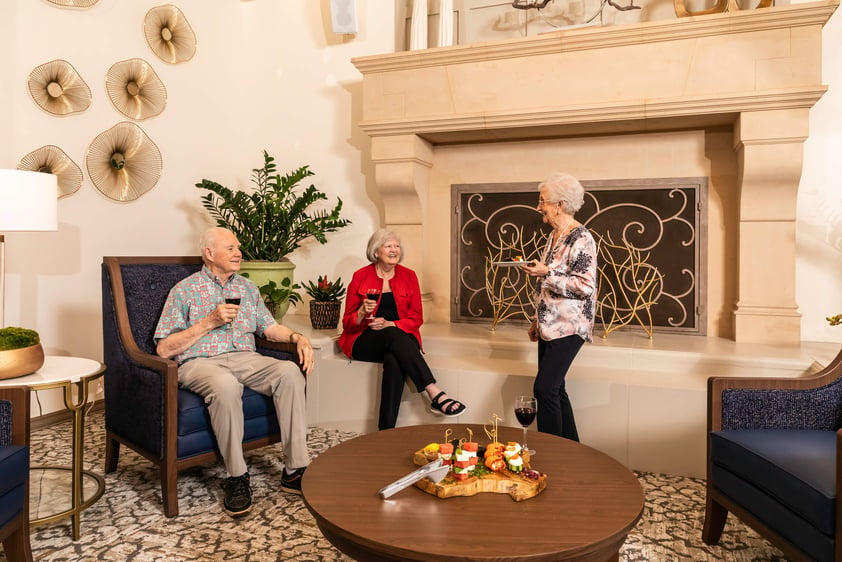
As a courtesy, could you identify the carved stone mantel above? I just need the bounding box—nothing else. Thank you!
[353,0,839,344]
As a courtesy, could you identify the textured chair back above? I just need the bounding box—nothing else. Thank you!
[0,400,11,446]
[102,257,203,355]
[120,262,203,354]
[721,376,842,431]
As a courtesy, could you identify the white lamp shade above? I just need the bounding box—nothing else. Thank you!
[0,169,58,231]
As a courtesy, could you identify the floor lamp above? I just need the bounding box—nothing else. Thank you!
[0,169,58,328]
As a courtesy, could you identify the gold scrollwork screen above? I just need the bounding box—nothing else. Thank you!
[452,178,707,335]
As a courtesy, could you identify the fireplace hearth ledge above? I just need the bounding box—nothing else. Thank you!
[287,315,839,477]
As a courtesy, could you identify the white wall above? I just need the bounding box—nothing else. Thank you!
[1,0,394,413]
[1,0,840,415]
[795,0,842,342]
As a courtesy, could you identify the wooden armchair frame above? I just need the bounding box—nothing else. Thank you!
[703,347,842,561]
[101,256,297,517]
[0,386,32,562]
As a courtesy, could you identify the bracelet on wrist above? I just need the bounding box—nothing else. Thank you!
[289,331,300,344]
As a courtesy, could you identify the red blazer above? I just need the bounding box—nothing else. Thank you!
[338,263,424,358]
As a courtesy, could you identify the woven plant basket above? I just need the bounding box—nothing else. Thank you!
[310,301,341,329]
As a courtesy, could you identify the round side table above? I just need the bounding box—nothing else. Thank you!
[0,355,106,540]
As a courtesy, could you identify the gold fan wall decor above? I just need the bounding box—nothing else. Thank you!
[86,122,163,202]
[106,58,167,120]
[144,5,197,64]
[46,0,100,7]
[28,60,92,116]
[18,145,83,199]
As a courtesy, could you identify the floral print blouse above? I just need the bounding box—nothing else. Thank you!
[534,225,598,343]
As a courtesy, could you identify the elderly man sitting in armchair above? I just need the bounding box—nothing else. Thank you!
[154,227,314,518]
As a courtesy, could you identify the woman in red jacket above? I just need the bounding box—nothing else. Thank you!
[338,229,467,429]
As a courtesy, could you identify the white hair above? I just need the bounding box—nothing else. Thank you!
[366,228,403,263]
[538,172,585,215]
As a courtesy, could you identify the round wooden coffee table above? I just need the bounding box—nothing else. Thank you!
[302,423,644,562]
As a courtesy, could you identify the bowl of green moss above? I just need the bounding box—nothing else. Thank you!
[0,327,44,380]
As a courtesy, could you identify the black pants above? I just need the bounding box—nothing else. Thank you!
[534,334,584,441]
[352,327,436,430]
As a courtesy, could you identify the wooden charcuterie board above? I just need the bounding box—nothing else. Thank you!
[412,449,547,501]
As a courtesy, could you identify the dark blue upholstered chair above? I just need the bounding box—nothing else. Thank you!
[101,256,299,517]
[703,347,842,561]
[0,386,32,562]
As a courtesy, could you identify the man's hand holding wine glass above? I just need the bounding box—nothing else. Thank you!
[218,291,241,326]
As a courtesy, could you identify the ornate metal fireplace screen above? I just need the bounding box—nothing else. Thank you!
[451,178,707,336]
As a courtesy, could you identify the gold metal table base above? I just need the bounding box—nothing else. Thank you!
[30,466,106,537]
[21,359,106,540]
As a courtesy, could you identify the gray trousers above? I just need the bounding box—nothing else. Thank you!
[178,351,309,477]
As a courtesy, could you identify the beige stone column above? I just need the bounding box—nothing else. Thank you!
[732,109,808,344]
[370,134,433,283]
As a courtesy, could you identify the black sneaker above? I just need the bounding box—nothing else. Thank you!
[221,473,252,517]
[281,467,306,495]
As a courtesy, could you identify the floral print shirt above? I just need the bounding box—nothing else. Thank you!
[534,226,598,343]
[154,266,276,364]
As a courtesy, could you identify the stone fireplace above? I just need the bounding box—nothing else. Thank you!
[352,0,838,344]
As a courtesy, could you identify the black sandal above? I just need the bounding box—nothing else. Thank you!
[429,391,467,417]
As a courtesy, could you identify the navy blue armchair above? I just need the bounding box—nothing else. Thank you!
[0,386,32,562]
[101,256,299,517]
[703,346,842,561]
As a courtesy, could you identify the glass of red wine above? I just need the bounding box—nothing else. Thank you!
[224,292,241,326]
[514,395,537,456]
[364,288,380,319]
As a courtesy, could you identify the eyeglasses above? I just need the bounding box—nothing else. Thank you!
[537,198,559,206]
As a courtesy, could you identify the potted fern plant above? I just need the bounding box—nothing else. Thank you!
[196,150,351,321]
[303,275,346,329]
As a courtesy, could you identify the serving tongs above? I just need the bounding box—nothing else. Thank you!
[378,459,450,499]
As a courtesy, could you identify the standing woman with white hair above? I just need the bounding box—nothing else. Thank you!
[338,228,468,430]
[521,173,598,441]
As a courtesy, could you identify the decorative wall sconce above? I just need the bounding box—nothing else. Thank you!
[330,0,358,34]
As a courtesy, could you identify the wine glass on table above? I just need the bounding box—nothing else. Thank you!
[514,395,537,456]
[364,288,380,320]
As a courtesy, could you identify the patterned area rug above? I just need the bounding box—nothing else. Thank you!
[3,410,787,561]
